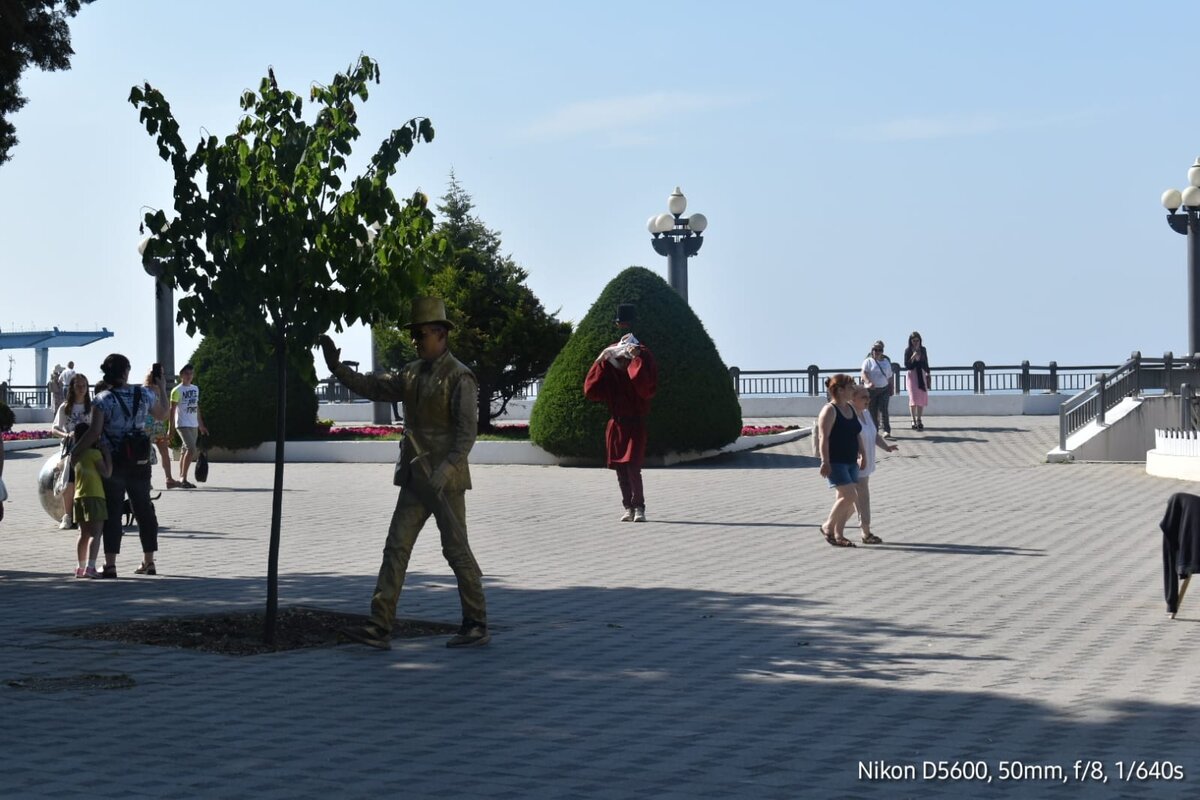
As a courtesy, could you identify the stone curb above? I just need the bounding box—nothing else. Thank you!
[207,427,810,466]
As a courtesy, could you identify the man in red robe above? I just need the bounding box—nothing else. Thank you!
[583,304,658,522]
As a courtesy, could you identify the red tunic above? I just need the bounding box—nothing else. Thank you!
[583,346,658,468]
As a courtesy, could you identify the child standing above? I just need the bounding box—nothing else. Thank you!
[71,422,111,578]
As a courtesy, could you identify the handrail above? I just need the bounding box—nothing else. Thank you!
[4,356,1192,428]
[1057,352,1200,449]
[727,361,1108,398]
[3,374,546,409]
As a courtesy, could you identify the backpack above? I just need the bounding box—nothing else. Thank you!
[112,388,152,468]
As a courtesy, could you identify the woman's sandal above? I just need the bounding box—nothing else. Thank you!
[861,532,884,545]
[821,525,856,547]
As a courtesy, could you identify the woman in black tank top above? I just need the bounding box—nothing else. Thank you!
[816,373,865,548]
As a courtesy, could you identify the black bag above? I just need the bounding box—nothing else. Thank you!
[112,388,152,469]
[195,436,209,483]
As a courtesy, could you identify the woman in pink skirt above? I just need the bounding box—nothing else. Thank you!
[903,331,931,430]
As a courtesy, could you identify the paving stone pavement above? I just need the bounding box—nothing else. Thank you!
[1,416,1198,799]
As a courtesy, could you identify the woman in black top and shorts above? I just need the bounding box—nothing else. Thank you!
[816,373,866,548]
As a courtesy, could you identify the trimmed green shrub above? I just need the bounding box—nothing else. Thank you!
[530,266,742,459]
[187,334,318,450]
[0,399,14,432]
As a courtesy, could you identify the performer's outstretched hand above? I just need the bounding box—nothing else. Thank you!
[318,335,341,373]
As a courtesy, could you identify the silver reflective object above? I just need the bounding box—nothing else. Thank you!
[36,451,68,521]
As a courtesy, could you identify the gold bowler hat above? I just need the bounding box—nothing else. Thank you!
[407,297,454,330]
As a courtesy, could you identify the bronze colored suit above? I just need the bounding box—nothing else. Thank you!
[332,350,486,632]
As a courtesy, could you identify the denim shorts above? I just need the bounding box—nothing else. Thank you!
[827,462,860,487]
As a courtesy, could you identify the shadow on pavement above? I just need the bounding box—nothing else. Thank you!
[916,435,990,444]
[652,519,806,529]
[865,541,1045,556]
[914,425,1030,433]
[678,451,820,470]
[2,570,1196,797]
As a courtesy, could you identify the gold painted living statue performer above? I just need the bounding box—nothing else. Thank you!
[320,297,489,649]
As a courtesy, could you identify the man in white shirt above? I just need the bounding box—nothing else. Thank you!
[860,340,894,438]
[60,361,76,395]
[169,364,208,488]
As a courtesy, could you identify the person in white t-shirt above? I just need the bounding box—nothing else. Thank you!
[851,383,898,544]
[169,363,208,489]
[60,361,77,396]
[860,340,894,438]
[51,373,93,529]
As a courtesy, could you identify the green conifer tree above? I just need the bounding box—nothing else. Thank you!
[374,173,571,431]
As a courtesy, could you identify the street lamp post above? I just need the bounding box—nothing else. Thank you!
[138,236,175,382]
[1161,157,1200,356]
[647,186,707,302]
[364,222,391,424]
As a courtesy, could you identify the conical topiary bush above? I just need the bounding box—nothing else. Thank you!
[189,333,318,451]
[530,266,742,461]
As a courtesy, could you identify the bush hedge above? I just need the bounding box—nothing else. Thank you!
[530,266,742,459]
[0,399,13,432]
[187,334,318,450]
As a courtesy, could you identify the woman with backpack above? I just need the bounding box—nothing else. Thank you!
[72,354,169,579]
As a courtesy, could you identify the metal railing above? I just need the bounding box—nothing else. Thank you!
[314,379,368,404]
[728,361,1109,398]
[1057,352,1200,449]
[0,384,52,408]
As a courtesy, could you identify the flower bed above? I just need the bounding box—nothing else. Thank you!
[1,430,54,441]
[741,425,800,436]
[317,425,404,440]
[308,423,796,442]
[4,424,797,446]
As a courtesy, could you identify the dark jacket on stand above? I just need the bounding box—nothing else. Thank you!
[1158,492,1200,613]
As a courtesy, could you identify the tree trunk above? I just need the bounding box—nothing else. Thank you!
[264,336,287,644]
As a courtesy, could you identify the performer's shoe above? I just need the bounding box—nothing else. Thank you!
[446,621,491,648]
[632,507,646,523]
[338,623,391,650]
[620,508,635,522]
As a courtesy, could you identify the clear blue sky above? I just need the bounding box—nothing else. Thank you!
[3,1,1199,387]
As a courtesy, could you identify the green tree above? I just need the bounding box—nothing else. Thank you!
[530,266,742,460]
[0,0,95,167]
[130,56,442,642]
[374,173,571,431]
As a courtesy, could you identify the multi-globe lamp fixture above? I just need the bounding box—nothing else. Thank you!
[1161,158,1200,356]
[647,187,707,303]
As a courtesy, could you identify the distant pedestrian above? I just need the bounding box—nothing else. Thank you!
[851,384,898,544]
[70,422,110,578]
[583,303,659,523]
[60,361,77,397]
[51,372,92,529]
[144,365,177,489]
[860,340,894,438]
[0,413,8,525]
[49,364,65,409]
[817,373,865,548]
[170,363,208,489]
[904,331,932,430]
